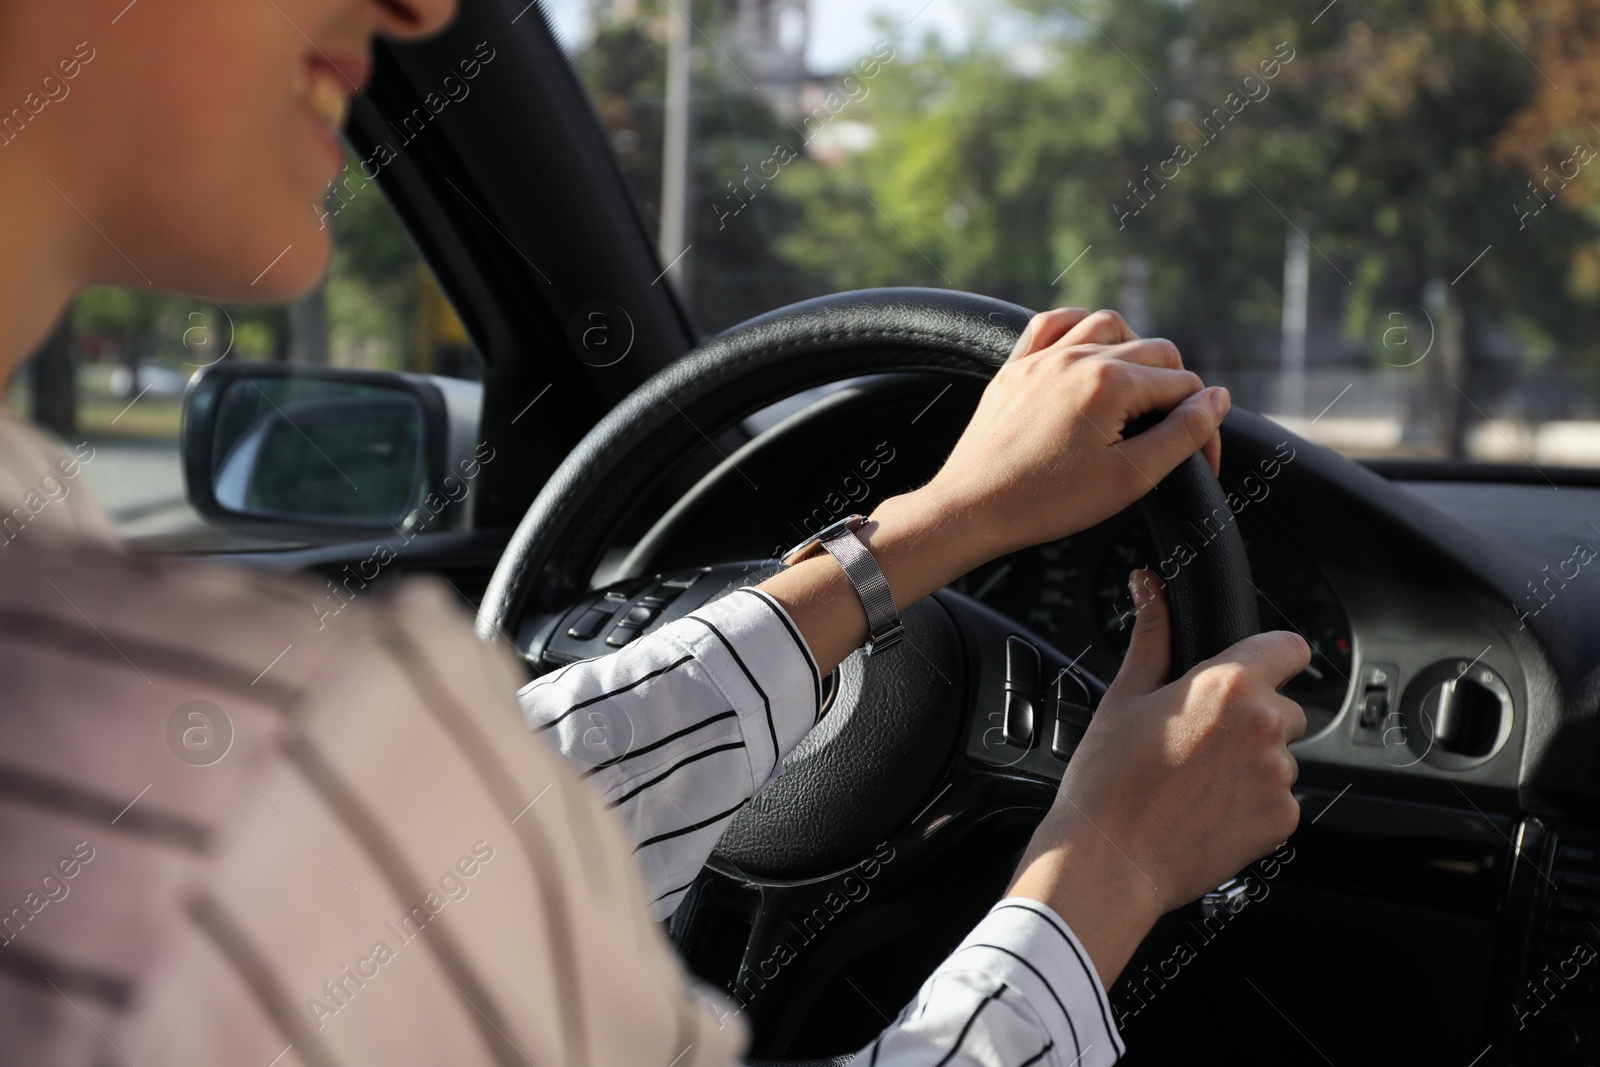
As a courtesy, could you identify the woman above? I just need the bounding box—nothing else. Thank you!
[0,2,1307,1064]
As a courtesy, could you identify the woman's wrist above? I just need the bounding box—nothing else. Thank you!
[1006,822,1167,989]
[860,487,999,609]
[755,488,995,675]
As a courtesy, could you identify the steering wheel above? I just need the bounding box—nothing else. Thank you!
[477,288,1259,1061]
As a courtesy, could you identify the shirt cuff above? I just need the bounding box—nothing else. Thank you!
[941,898,1126,1067]
[653,586,823,794]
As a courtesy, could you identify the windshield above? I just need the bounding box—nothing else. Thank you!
[545,0,1600,468]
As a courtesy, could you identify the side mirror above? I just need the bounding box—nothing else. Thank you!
[181,362,483,538]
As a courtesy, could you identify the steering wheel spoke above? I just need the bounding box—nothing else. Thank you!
[667,750,1060,1059]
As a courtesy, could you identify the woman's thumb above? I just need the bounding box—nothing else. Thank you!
[1111,569,1173,696]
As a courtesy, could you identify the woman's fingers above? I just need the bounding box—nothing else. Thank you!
[1107,361,1208,416]
[1091,345,1221,472]
[1006,307,1152,363]
[1061,308,1139,347]
[1006,308,1092,362]
[1117,384,1231,484]
[1091,338,1183,369]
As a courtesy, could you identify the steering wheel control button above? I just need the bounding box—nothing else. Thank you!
[1003,691,1036,748]
[1001,637,1043,748]
[1535,828,1600,1028]
[567,608,614,641]
[623,604,658,627]
[1544,917,1595,943]
[1051,716,1080,760]
[1555,870,1600,895]
[640,583,683,608]
[540,570,748,669]
[1004,636,1042,690]
[1549,895,1600,919]
[604,623,644,648]
[1052,668,1093,759]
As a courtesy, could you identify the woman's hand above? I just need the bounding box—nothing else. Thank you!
[912,307,1230,563]
[762,306,1231,674]
[1006,572,1310,988]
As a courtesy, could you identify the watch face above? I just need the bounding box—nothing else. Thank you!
[779,535,821,566]
[781,514,865,565]
[821,516,864,542]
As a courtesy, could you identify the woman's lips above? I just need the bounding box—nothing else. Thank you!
[293,55,369,135]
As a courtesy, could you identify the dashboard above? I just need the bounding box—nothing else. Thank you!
[614,373,1600,1062]
[950,508,1355,735]
[627,373,1584,803]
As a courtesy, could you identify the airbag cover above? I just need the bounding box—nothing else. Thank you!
[714,596,964,879]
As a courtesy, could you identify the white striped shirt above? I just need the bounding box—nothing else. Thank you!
[520,587,1126,1067]
[0,414,1123,1067]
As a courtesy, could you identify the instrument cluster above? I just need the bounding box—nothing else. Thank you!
[952,509,1354,735]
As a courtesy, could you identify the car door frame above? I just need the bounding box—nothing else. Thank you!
[346,0,698,531]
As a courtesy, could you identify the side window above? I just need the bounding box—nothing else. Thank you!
[4,168,480,550]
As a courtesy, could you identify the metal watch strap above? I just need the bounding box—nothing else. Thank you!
[817,522,904,655]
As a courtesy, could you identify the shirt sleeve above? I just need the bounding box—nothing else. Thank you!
[850,898,1126,1067]
[516,586,823,918]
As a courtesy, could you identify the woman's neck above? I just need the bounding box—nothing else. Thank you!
[0,156,85,379]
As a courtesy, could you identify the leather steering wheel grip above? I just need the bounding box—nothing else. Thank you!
[476,287,1026,638]
[1126,414,1262,676]
[475,287,1258,682]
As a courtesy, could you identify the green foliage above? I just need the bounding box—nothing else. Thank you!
[326,162,421,370]
[763,0,1600,371]
[66,146,423,374]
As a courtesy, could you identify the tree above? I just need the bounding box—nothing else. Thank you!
[771,0,1600,386]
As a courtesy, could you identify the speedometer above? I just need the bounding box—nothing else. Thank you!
[953,509,1353,736]
[948,538,1086,642]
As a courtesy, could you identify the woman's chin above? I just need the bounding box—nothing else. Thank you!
[165,231,334,306]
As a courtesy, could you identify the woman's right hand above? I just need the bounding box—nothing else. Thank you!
[911,308,1232,567]
[1006,570,1310,988]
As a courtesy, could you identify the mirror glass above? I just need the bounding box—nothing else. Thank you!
[211,377,424,525]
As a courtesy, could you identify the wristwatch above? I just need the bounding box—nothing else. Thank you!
[780,514,904,655]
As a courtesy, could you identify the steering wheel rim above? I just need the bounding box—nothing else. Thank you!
[477,287,1258,673]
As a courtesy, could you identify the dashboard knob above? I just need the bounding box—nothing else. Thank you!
[1427,675,1502,756]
